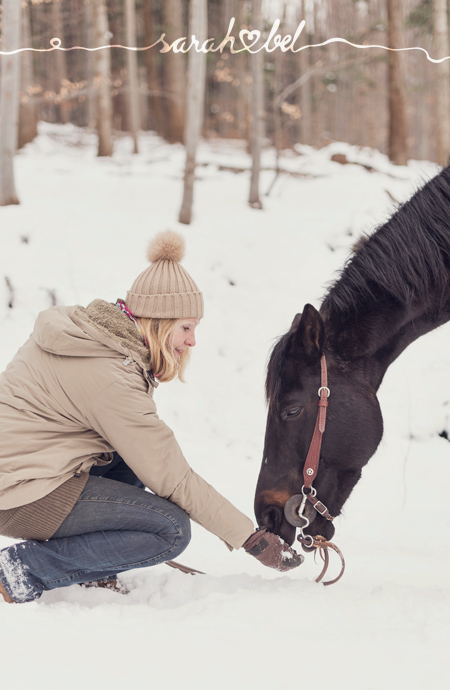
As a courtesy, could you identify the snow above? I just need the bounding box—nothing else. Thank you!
[0,545,33,600]
[0,124,449,689]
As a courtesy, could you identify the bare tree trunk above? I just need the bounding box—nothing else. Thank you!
[178,0,207,225]
[52,0,70,124]
[0,0,21,206]
[433,0,450,165]
[142,0,164,135]
[18,0,38,150]
[416,39,428,160]
[163,0,186,142]
[85,1,96,129]
[297,0,312,144]
[139,64,149,130]
[92,0,114,156]
[248,0,264,209]
[236,1,248,141]
[310,1,319,147]
[125,0,140,153]
[387,0,408,164]
[272,2,286,163]
[273,44,282,173]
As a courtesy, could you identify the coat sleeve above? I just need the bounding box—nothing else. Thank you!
[84,375,254,550]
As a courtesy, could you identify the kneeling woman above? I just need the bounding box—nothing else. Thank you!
[0,231,302,603]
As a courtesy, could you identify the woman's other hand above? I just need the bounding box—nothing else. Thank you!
[243,528,304,572]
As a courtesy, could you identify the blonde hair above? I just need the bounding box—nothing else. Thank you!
[136,317,191,383]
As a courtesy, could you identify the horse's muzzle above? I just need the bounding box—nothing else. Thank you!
[258,504,296,545]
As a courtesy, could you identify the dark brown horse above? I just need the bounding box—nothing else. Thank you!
[255,165,450,548]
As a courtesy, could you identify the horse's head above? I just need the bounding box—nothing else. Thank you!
[255,304,384,547]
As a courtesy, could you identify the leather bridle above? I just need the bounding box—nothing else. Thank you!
[302,354,335,522]
[283,354,345,585]
[284,354,334,541]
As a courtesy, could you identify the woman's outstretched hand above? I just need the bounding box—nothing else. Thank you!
[243,527,304,572]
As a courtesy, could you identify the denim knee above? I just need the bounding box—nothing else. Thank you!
[169,505,191,559]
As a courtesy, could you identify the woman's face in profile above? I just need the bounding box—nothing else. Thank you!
[168,319,199,358]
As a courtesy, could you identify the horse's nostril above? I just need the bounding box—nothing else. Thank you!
[260,505,283,533]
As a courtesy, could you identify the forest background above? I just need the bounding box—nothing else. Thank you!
[1,0,450,212]
[1,3,450,690]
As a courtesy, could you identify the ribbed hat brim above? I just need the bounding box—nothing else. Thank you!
[126,290,204,319]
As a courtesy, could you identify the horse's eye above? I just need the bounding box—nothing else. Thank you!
[285,407,301,419]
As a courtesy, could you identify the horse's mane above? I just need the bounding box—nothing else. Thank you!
[265,332,290,404]
[266,166,450,402]
[321,166,450,320]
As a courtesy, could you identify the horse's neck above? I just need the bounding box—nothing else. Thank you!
[326,288,450,391]
[372,304,449,389]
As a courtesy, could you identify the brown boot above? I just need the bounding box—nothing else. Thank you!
[79,579,128,594]
[0,581,16,604]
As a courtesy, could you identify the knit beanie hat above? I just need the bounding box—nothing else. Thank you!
[125,230,204,319]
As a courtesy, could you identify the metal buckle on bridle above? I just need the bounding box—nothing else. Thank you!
[318,386,330,398]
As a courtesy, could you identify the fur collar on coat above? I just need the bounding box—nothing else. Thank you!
[73,299,156,384]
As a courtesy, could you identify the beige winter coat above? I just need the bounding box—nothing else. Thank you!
[0,300,254,549]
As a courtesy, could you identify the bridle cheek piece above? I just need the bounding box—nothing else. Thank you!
[283,354,345,586]
[284,355,333,532]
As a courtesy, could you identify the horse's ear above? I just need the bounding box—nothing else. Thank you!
[291,304,324,359]
[290,313,302,330]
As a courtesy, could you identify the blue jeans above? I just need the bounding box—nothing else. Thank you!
[0,455,191,603]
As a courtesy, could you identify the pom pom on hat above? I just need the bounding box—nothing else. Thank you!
[147,230,185,264]
[126,230,203,319]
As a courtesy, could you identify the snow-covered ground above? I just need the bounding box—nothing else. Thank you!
[0,124,449,689]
